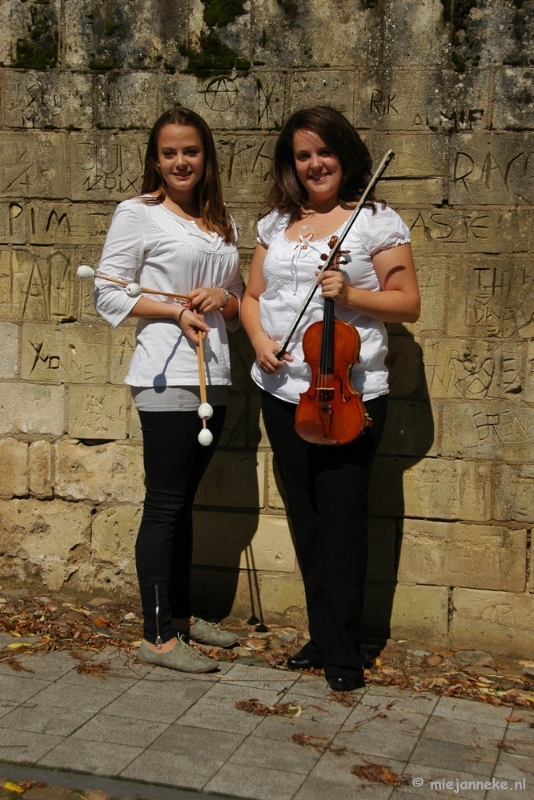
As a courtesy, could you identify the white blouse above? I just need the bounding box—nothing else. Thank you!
[250,205,410,403]
[95,198,242,387]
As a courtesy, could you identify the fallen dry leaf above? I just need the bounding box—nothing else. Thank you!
[352,763,411,786]
[235,698,302,717]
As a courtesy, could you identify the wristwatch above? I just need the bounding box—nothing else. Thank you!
[220,288,231,308]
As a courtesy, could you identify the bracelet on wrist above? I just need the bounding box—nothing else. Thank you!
[177,307,187,325]
[219,288,231,309]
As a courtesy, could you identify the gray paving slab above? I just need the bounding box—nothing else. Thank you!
[290,673,365,699]
[360,689,438,716]
[393,766,488,798]
[58,669,139,690]
[493,750,534,782]
[0,652,75,681]
[432,695,511,726]
[149,722,246,760]
[409,736,497,777]
[310,748,407,790]
[204,761,306,800]
[251,712,341,742]
[201,679,288,704]
[101,677,210,723]
[280,691,356,726]
[0,674,52,702]
[332,726,419,761]
[0,699,19,719]
[121,748,225,790]
[422,714,508,749]
[0,727,63,763]
[38,737,143,776]
[219,663,298,689]
[228,733,321,774]
[28,679,127,713]
[0,702,95,736]
[72,712,169,747]
[341,703,428,736]
[177,696,265,734]
[293,774,392,800]
[140,659,234,682]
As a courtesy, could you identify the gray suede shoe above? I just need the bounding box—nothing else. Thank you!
[137,637,217,673]
[189,618,239,648]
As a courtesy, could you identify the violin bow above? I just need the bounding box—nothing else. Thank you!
[275,148,395,359]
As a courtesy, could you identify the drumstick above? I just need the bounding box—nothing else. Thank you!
[77,265,190,302]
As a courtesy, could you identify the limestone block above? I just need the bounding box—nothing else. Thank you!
[192,511,296,573]
[375,0,448,67]
[267,452,285,511]
[190,566,252,621]
[449,133,534,206]
[0,383,64,436]
[0,202,25,244]
[290,71,356,121]
[390,584,449,645]
[259,574,306,619]
[196,452,265,509]
[96,72,158,130]
[378,398,437,458]
[164,73,285,131]
[425,339,525,402]
[494,465,534,524]
[358,68,488,133]
[494,68,534,131]
[0,132,66,199]
[110,327,136,385]
[0,0,60,67]
[0,498,91,591]
[128,406,142,442]
[367,518,397,585]
[397,257,446,337]
[446,255,534,339]
[441,402,534,463]
[527,340,534,404]
[55,439,144,503]
[229,328,256,392]
[68,386,128,440]
[450,589,534,658]
[362,132,448,205]
[398,520,526,592]
[0,438,27,497]
[218,392,247,449]
[0,245,81,323]
[402,207,522,254]
[21,323,108,384]
[91,505,141,574]
[250,394,270,449]
[370,456,492,521]
[28,202,115,246]
[214,132,276,202]
[387,335,425,399]
[64,0,188,71]
[70,132,147,202]
[5,71,92,130]
[0,322,18,377]
[29,440,53,499]
[227,206,262,250]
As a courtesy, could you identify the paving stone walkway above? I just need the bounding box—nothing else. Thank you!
[0,646,533,800]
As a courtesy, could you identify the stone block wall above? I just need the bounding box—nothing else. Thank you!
[0,0,533,655]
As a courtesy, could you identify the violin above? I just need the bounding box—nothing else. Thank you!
[294,237,372,446]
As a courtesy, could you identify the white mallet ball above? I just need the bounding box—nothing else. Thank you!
[77,265,95,279]
[198,428,213,447]
[125,282,142,298]
[198,402,214,420]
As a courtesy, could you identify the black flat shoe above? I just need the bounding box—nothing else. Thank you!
[327,675,365,692]
[287,654,323,671]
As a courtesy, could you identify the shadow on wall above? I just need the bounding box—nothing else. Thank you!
[362,325,434,649]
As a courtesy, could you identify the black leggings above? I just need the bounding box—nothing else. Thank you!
[261,391,388,681]
[136,407,226,644]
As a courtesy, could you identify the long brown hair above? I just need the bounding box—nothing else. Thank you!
[141,108,234,243]
[267,106,375,217]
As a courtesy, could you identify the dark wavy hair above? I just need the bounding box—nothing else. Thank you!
[141,107,234,243]
[267,106,375,216]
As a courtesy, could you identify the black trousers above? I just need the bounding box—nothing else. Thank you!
[136,407,226,644]
[261,391,388,682]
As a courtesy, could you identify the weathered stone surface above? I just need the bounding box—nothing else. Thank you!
[91,505,141,574]
[5,71,92,130]
[55,440,144,503]
[68,385,128,440]
[70,132,147,202]
[0,498,91,591]
[0,201,26,244]
[0,322,18,377]
[0,132,66,199]
[449,133,534,206]
[446,255,534,339]
[0,437,27,497]
[0,0,60,68]
[290,71,355,121]
[28,202,115,246]
[367,517,397,584]
[218,392,247,449]
[493,68,534,131]
[378,398,437,458]
[192,511,296,573]
[370,456,492,521]
[387,335,426,398]
[403,207,523,254]
[425,338,525,401]
[441,402,534,462]
[0,383,64,435]
[196,452,265,509]
[229,328,256,392]
[259,573,306,621]
[110,327,136,385]
[399,257,447,337]
[494,465,534,524]
[383,584,448,645]
[228,205,263,251]
[450,589,534,658]
[96,72,158,130]
[215,132,276,201]
[29,440,53,499]
[398,520,526,592]
[527,340,534,404]
[190,567,252,621]
[21,323,108,384]
[266,452,285,511]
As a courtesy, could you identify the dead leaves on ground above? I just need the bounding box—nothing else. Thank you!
[235,698,303,717]
[352,763,411,786]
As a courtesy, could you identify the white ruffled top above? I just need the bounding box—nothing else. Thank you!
[250,205,410,403]
[95,197,242,387]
